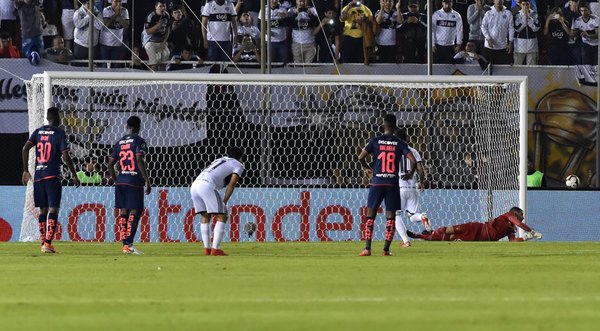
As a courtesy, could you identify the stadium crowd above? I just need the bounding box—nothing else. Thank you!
[0,0,598,67]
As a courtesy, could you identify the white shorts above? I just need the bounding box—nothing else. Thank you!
[62,9,75,40]
[190,180,225,215]
[400,188,421,214]
[144,41,170,65]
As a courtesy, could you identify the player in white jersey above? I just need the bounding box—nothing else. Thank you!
[394,130,432,247]
[190,147,245,256]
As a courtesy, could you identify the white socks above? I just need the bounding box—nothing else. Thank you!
[201,223,211,249]
[395,215,410,244]
[409,213,423,224]
[212,221,226,249]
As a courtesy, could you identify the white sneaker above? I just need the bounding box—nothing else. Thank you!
[129,246,144,255]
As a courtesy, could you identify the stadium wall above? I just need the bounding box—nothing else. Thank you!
[0,186,597,242]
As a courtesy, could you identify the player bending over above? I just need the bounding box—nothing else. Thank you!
[107,116,151,255]
[407,207,542,242]
[22,107,80,253]
[358,114,417,256]
[394,129,432,248]
[191,147,245,256]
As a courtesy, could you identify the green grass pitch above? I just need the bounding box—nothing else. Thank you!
[1,241,599,331]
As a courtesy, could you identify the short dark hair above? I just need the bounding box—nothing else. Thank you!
[510,206,523,214]
[47,107,60,123]
[0,31,10,40]
[227,147,243,160]
[127,115,141,130]
[383,114,397,128]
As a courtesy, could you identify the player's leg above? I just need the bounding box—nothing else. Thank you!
[38,207,48,247]
[199,213,212,255]
[42,178,62,253]
[382,186,400,255]
[192,181,212,255]
[210,213,228,256]
[115,186,131,252]
[405,189,432,233]
[394,210,411,246]
[395,189,411,246]
[360,188,384,256]
[408,226,450,241]
[123,186,145,254]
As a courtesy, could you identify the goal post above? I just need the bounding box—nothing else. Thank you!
[22,71,528,242]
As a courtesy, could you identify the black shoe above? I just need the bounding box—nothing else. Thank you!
[407,230,417,238]
[421,229,433,235]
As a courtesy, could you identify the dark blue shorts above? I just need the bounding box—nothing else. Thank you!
[34,177,62,208]
[115,185,144,211]
[367,185,400,212]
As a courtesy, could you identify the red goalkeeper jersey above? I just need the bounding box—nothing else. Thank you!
[481,212,532,241]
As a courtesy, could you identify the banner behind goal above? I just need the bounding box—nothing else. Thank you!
[21,72,527,242]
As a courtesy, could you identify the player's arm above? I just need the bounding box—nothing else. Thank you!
[136,154,151,195]
[21,141,34,185]
[508,233,524,242]
[62,150,80,186]
[508,215,542,240]
[223,173,240,205]
[107,156,117,183]
[358,149,372,178]
[401,152,417,180]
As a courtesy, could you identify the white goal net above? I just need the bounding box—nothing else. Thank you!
[21,72,527,242]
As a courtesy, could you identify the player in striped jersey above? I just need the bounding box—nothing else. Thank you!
[201,0,238,62]
[191,147,245,256]
[22,107,80,253]
[107,116,151,255]
[394,129,432,248]
[358,114,417,256]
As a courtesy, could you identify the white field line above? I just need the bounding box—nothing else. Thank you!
[0,296,599,305]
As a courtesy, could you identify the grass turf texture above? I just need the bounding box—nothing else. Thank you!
[1,242,599,331]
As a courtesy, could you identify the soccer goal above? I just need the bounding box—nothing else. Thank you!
[21,71,528,242]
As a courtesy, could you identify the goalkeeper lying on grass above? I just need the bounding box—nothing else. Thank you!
[407,207,542,242]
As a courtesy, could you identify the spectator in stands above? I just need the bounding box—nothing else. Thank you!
[100,0,129,67]
[340,0,374,64]
[316,6,342,63]
[259,0,290,64]
[60,0,78,51]
[44,35,74,63]
[288,0,319,63]
[15,0,44,65]
[142,0,170,71]
[1,0,18,40]
[166,44,202,70]
[73,0,102,61]
[432,0,463,64]
[129,44,149,70]
[201,0,238,62]
[398,1,427,63]
[527,157,546,187]
[481,0,514,64]
[466,0,490,52]
[168,4,195,56]
[544,7,572,65]
[564,0,581,64]
[513,0,540,65]
[0,31,21,58]
[40,11,58,48]
[233,34,260,62]
[572,2,599,65]
[453,40,489,69]
[240,0,261,28]
[374,0,402,63]
[237,11,260,43]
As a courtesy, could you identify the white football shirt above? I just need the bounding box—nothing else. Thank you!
[399,146,422,189]
[196,156,244,190]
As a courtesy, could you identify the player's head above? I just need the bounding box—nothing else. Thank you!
[227,147,244,161]
[127,115,141,133]
[509,207,524,221]
[46,107,60,125]
[383,114,397,134]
